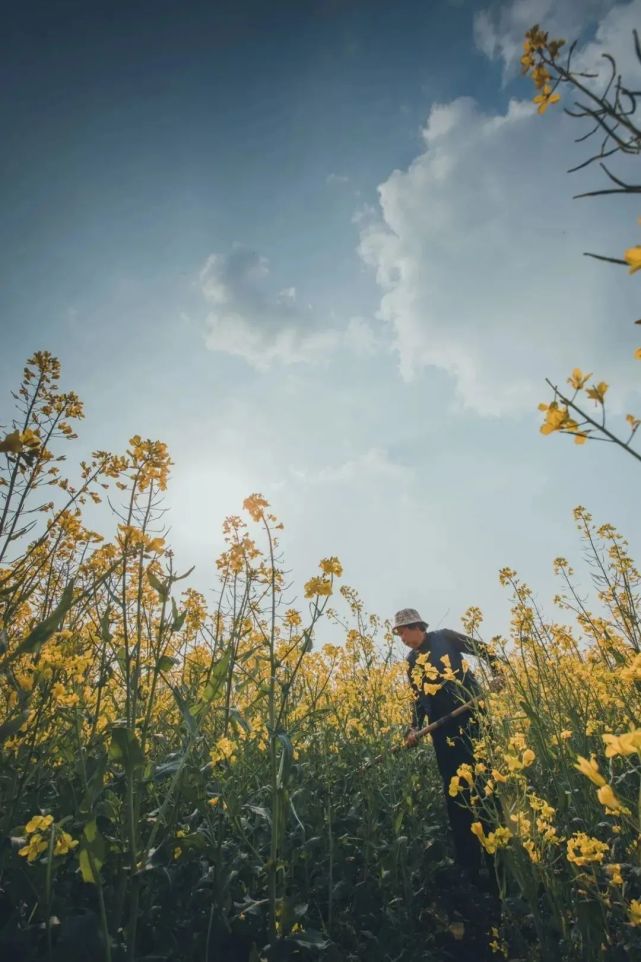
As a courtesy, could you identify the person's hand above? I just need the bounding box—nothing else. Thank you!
[487,675,505,693]
[405,728,420,748]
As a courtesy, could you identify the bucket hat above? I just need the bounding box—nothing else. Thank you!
[393,608,428,632]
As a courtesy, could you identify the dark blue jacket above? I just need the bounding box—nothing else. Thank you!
[406,629,497,728]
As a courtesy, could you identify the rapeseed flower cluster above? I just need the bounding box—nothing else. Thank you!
[18,815,78,863]
[520,25,564,114]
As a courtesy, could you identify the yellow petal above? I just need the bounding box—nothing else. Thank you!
[624,246,641,274]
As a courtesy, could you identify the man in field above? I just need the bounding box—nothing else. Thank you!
[393,607,502,885]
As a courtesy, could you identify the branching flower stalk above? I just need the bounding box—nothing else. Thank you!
[540,371,641,463]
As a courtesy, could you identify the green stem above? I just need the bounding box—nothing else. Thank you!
[74,712,112,962]
[44,826,55,962]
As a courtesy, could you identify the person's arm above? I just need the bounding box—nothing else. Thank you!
[441,628,505,675]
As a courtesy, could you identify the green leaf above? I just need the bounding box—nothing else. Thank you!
[78,819,106,884]
[157,655,177,673]
[171,598,187,632]
[191,652,231,717]
[204,651,231,701]
[99,610,112,645]
[14,581,75,658]
[287,929,330,950]
[147,571,169,601]
[115,646,128,676]
[276,731,294,789]
[229,707,250,733]
[244,804,271,824]
[152,755,182,781]
[170,686,198,734]
[108,727,144,771]
[0,710,30,744]
[79,754,108,812]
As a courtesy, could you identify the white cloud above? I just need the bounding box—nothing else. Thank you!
[344,316,384,356]
[572,0,641,82]
[200,245,388,369]
[290,447,408,485]
[326,173,350,185]
[200,245,340,368]
[474,0,617,75]
[358,3,641,416]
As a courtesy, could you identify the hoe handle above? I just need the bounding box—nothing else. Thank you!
[361,698,476,771]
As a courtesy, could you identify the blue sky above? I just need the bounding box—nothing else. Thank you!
[2,0,640,645]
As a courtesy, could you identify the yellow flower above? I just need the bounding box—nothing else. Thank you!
[603,730,641,758]
[25,814,53,835]
[634,348,641,360]
[624,246,641,274]
[448,776,461,798]
[574,755,606,787]
[319,556,343,577]
[52,682,80,708]
[539,401,577,436]
[620,654,641,683]
[606,864,624,886]
[18,834,48,862]
[521,749,535,768]
[243,492,270,521]
[629,900,641,926]
[531,64,551,89]
[304,576,332,599]
[505,753,523,772]
[283,609,302,627]
[525,25,549,51]
[509,812,532,837]
[533,84,561,114]
[567,832,608,866]
[0,430,23,454]
[457,763,474,785]
[597,784,630,815]
[520,51,535,72]
[586,381,608,404]
[210,736,238,766]
[567,368,592,391]
[53,831,78,856]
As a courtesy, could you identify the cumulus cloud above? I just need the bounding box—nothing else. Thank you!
[358,2,641,416]
[200,246,389,369]
[200,245,340,368]
[572,0,641,81]
[344,316,384,356]
[474,0,616,75]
